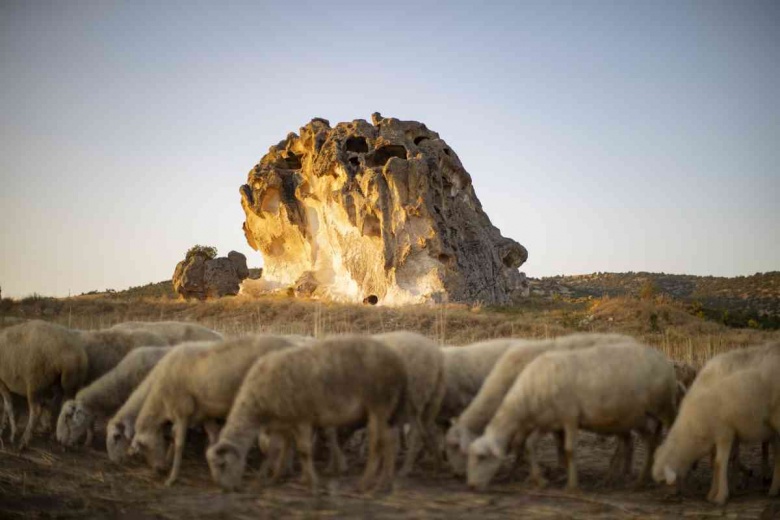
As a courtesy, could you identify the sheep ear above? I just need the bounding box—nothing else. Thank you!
[664,466,677,485]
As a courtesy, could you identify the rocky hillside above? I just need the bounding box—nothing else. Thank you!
[529,271,780,328]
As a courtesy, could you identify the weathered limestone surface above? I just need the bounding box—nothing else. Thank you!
[173,251,249,299]
[239,114,528,305]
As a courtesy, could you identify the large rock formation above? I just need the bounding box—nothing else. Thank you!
[239,113,528,305]
[173,250,249,299]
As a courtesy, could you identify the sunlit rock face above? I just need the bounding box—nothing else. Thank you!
[239,113,528,305]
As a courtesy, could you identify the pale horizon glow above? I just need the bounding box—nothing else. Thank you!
[1,1,778,298]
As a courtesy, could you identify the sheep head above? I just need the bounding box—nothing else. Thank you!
[467,434,506,491]
[207,440,246,491]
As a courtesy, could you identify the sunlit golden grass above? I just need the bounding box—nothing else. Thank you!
[2,293,777,367]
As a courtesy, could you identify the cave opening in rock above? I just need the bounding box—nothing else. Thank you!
[361,213,382,238]
[345,136,369,154]
[363,294,378,305]
[414,136,429,145]
[443,148,451,157]
[260,188,280,213]
[282,153,303,169]
[367,145,407,167]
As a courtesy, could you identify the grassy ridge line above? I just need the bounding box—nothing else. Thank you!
[1,291,777,367]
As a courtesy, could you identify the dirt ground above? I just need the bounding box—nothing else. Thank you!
[1,425,778,520]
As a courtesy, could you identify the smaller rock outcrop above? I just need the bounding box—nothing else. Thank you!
[173,250,249,300]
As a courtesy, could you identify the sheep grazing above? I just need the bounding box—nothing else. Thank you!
[0,320,88,449]
[446,333,636,477]
[373,331,446,476]
[79,328,169,384]
[110,321,223,344]
[439,338,523,421]
[130,335,298,486]
[684,342,776,482]
[652,343,780,504]
[467,341,677,491]
[56,346,173,447]
[105,341,220,464]
[207,335,407,493]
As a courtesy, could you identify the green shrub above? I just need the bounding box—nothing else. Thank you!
[185,245,217,261]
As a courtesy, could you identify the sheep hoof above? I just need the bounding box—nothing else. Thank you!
[357,479,373,494]
[164,477,177,487]
[707,493,728,506]
[526,474,549,489]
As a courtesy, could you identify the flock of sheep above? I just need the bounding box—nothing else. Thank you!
[0,319,778,506]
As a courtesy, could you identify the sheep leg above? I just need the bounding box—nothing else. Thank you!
[0,382,16,445]
[603,436,621,482]
[708,434,733,505]
[562,422,579,491]
[417,416,444,474]
[18,397,42,451]
[762,441,771,484]
[730,440,751,489]
[270,433,293,483]
[359,414,382,492]
[325,427,347,475]
[83,419,95,448]
[257,431,289,482]
[553,429,566,469]
[375,424,399,492]
[707,449,718,500]
[769,436,780,497]
[525,432,549,488]
[164,419,188,487]
[399,420,422,477]
[636,427,660,487]
[603,434,631,485]
[203,420,221,446]
[47,386,64,437]
[507,431,526,482]
[292,423,318,493]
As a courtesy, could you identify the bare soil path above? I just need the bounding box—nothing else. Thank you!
[1,431,777,519]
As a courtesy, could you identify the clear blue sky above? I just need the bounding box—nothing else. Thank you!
[1,1,778,298]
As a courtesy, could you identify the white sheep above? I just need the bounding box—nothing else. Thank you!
[684,342,776,484]
[110,321,223,344]
[206,334,407,493]
[373,331,447,476]
[0,320,88,449]
[56,346,173,447]
[467,341,677,491]
[105,341,219,464]
[652,343,780,504]
[79,328,169,384]
[439,338,524,421]
[446,333,636,478]
[129,335,298,486]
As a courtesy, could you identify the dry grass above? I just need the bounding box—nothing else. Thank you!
[2,293,778,367]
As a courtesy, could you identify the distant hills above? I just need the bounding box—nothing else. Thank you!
[528,271,779,329]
